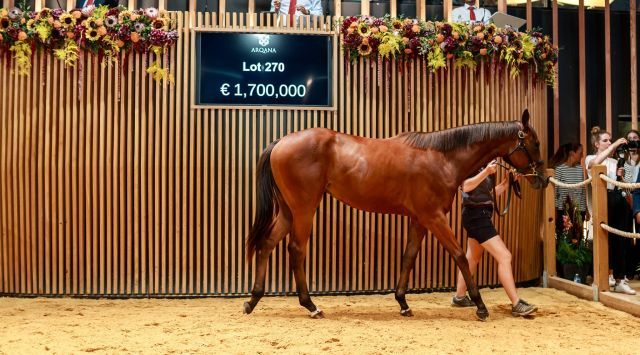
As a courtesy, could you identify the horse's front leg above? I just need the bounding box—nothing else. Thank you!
[394,220,427,317]
[420,213,489,321]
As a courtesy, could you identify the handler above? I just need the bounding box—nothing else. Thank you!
[451,161,538,317]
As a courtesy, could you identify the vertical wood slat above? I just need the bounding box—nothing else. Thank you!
[552,0,559,151]
[361,0,370,16]
[579,0,587,154]
[498,0,507,14]
[604,0,611,132]
[631,0,637,130]
[526,0,532,31]
[0,10,545,297]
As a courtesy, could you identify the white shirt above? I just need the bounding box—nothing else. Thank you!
[451,4,492,24]
[271,0,323,17]
[585,155,618,190]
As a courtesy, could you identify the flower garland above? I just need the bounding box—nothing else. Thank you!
[340,15,558,86]
[0,5,178,81]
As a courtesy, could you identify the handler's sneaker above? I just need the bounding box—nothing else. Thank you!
[451,295,475,307]
[511,299,537,316]
[613,279,637,295]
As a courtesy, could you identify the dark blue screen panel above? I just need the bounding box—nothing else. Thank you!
[196,32,332,107]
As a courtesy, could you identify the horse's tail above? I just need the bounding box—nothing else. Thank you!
[246,139,282,261]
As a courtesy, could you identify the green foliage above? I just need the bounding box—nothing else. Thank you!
[556,196,592,268]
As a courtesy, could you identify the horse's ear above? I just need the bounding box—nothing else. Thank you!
[521,109,530,129]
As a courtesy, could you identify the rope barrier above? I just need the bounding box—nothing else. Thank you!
[600,222,640,239]
[548,176,592,189]
[599,174,640,189]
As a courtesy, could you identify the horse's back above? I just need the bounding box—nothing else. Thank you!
[270,128,424,215]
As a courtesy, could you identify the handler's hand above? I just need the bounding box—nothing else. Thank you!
[485,161,498,175]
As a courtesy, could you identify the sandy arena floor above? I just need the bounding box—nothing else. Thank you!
[1,287,639,354]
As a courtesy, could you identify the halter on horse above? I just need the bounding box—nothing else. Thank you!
[243,109,546,321]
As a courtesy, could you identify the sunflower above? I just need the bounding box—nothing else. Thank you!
[152,18,167,31]
[357,23,370,37]
[358,42,372,56]
[85,28,100,41]
[86,18,98,29]
[26,18,35,30]
[59,13,75,29]
[118,10,133,22]
[0,17,9,30]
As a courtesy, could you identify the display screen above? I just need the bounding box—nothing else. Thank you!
[195,32,333,107]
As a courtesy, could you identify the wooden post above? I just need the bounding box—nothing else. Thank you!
[335,0,341,17]
[66,0,74,10]
[552,0,559,151]
[579,0,586,155]
[3,0,13,7]
[158,0,165,10]
[526,0,532,31]
[248,0,255,15]
[361,0,370,16]
[591,165,609,297]
[631,0,637,130]
[417,0,425,21]
[128,0,135,10]
[219,0,226,26]
[444,0,452,22]
[189,0,196,27]
[498,0,507,14]
[390,0,396,18]
[543,168,557,284]
[604,0,611,132]
[34,0,42,11]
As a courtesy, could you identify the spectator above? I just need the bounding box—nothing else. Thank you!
[451,0,492,24]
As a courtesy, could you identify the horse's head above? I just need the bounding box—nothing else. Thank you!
[503,109,548,189]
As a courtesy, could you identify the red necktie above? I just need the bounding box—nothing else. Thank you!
[289,0,297,25]
[469,6,476,21]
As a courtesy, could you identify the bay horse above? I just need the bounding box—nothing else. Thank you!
[243,109,546,321]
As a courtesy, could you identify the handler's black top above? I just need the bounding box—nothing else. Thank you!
[462,171,494,206]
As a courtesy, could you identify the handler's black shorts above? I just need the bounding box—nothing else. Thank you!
[461,205,498,244]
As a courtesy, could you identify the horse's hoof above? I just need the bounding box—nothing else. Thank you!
[475,309,489,321]
[243,302,253,315]
[400,308,414,317]
[310,309,324,319]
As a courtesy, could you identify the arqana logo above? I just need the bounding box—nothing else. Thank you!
[258,35,270,47]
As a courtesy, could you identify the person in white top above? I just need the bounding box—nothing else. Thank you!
[451,0,492,24]
[585,126,636,295]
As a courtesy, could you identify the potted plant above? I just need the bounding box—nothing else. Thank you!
[556,196,592,283]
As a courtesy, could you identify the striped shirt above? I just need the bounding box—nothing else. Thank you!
[554,164,587,212]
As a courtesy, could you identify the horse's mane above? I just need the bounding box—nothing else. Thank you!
[400,121,521,152]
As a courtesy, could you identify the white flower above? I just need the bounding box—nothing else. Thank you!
[81,5,96,17]
[144,7,159,19]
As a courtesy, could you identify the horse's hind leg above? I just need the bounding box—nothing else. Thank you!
[420,213,489,321]
[243,212,291,314]
[288,212,323,318]
[395,220,427,316]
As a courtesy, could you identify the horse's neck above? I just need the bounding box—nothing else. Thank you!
[451,136,516,183]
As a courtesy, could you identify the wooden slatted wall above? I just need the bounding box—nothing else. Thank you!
[0,11,547,297]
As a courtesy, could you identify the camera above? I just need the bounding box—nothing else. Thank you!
[616,140,640,155]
